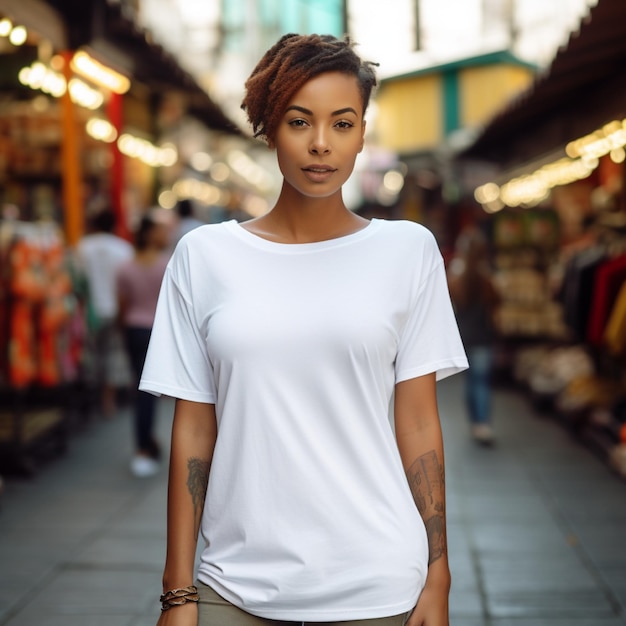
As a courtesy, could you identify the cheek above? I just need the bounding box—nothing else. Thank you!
[275,147,297,179]
[342,139,364,162]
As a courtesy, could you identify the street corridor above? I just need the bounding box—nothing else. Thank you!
[0,374,625,626]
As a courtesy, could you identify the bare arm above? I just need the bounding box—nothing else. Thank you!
[395,373,450,626]
[157,399,217,625]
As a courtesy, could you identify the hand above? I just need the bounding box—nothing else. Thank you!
[156,601,198,626]
[406,568,450,626]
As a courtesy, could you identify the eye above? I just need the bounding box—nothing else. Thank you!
[335,120,354,130]
[288,118,308,128]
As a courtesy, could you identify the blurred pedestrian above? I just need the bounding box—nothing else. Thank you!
[448,227,499,445]
[174,198,203,245]
[141,34,467,626]
[77,209,133,417]
[117,214,170,477]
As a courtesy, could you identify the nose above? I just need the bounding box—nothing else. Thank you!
[309,128,331,155]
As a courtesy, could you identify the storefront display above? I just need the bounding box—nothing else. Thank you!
[0,0,241,477]
[0,219,87,473]
[482,172,626,479]
[458,0,626,479]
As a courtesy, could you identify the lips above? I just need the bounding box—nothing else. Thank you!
[302,164,337,182]
[303,164,336,172]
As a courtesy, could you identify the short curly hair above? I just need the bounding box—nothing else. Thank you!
[241,33,378,143]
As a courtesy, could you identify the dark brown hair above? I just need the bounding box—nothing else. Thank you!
[241,33,378,142]
[134,214,158,251]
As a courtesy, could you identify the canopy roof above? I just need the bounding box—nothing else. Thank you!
[46,0,241,135]
[462,0,626,168]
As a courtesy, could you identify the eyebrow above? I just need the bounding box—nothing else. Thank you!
[285,105,358,117]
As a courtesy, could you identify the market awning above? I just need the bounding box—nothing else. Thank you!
[0,0,66,49]
[461,0,626,169]
[45,0,241,135]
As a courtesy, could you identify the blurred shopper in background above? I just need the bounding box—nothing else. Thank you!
[174,198,203,245]
[77,209,133,417]
[141,33,467,626]
[448,227,499,445]
[117,213,170,477]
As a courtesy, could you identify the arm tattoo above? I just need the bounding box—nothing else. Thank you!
[186,457,210,524]
[406,449,447,565]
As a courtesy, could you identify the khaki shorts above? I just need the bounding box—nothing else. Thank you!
[196,582,411,626]
[88,320,132,387]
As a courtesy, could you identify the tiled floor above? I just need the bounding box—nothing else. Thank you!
[441,376,626,625]
[1,375,625,625]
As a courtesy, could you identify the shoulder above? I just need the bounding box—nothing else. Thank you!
[374,219,441,260]
[113,234,133,248]
[376,218,436,243]
[77,234,96,252]
[168,222,233,283]
[116,257,136,276]
[94,233,133,255]
[175,221,231,251]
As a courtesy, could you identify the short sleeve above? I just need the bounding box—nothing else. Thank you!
[139,263,216,403]
[395,256,468,383]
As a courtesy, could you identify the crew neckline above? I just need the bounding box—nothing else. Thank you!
[225,218,382,253]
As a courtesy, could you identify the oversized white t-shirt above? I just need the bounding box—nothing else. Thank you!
[140,218,467,621]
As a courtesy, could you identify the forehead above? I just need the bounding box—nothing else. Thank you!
[286,71,362,112]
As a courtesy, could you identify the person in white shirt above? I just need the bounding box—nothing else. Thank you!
[173,198,204,246]
[78,209,133,416]
[141,34,467,626]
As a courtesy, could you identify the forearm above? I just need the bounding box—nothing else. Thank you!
[395,375,449,576]
[162,399,217,591]
[400,424,448,567]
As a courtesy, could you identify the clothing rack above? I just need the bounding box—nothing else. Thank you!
[486,209,626,478]
[530,226,626,473]
[0,220,87,474]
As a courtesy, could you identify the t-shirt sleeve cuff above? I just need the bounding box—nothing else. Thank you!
[138,380,216,404]
[396,356,469,383]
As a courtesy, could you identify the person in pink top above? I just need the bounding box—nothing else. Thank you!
[117,214,171,477]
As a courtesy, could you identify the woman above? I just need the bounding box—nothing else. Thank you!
[447,227,499,445]
[141,34,467,626]
[117,214,170,477]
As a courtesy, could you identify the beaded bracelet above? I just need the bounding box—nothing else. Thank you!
[160,585,200,611]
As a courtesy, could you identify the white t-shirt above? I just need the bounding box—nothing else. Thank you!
[140,219,467,621]
[77,233,133,320]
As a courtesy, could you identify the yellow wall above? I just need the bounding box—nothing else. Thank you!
[460,64,533,128]
[375,75,441,153]
[375,61,534,154]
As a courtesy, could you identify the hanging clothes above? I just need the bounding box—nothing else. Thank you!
[38,240,74,386]
[1,221,82,389]
[560,246,607,340]
[605,282,626,357]
[8,236,46,387]
[587,254,626,346]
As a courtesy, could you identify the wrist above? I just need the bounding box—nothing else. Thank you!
[425,558,451,590]
[162,574,195,593]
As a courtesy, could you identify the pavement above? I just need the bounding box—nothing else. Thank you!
[1,374,625,626]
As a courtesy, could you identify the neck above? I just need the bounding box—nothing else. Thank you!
[255,183,366,244]
[135,247,160,263]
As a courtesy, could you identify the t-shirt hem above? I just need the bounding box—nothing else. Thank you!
[138,380,216,403]
[197,576,418,621]
[396,356,469,383]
